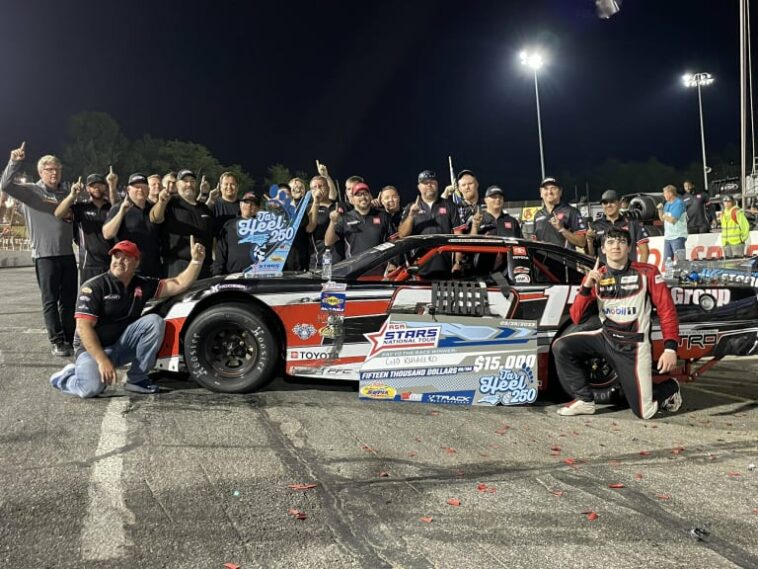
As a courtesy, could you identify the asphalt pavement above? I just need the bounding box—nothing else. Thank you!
[0,266,756,569]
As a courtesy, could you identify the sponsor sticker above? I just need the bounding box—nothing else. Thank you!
[360,383,397,399]
[292,323,317,340]
[599,277,616,286]
[513,246,527,256]
[320,292,346,312]
[400,392,424,402]
[620,276,638,284]
[81,287,92,294]
[514,274,531,283]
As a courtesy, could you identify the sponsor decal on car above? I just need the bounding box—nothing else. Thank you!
[319,325,337,339]
[292,323,317,340]
[670,287,730,308]
[423,392,474,405]
[478,358,538,405]
[513,266,530,274]
[359,383,397,399]
[81,287,92,294]
[320,292,346,312]
[365,319,441,357]
[513,246,527,256]
[400,391,423,401]
[288,349,331,360]
[514,274,531,283]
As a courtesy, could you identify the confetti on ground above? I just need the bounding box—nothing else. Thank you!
[580,510,599,521]
[447,498,461,507]
[288,483,318,491]
[407,452,417,458]
[477,483,497,494]
[635,472,644,481]
[360,444,376,453]
[550,489,565,497]
[656,494,671,501]
[608,483,625,489]
[671,447,685,455]
[442,447,457,455]
[223,563,241,569]
[287,509,307,520]
[727,472,742,478]
[419,516,433,523]
[378,471,390,478]
[639,450,651,456]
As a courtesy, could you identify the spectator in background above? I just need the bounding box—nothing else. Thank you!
[213,191,262,275]
[150,169,213,278]
[103,173,163,278]
[532,177,587,250]
[586,190,649,264]
[657,184,688,261]
[162,172,177,195]
[681,179,711,234]
[208,171,240,238]
[379,185,402,229]
[1,142,77,357]
[398,170,465,277]
[324,182,395,258]
[470,185,522,238]
[720,194,750,258]
[147,175,162,204]
[54,173,114,284]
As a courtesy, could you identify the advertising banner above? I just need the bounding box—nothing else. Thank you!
[644,231,758,271]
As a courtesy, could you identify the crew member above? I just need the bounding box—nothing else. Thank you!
[212,192,262,275]
[455,169,482,226]
[553,228,682,419]
[532,177,587,250]
[208,171,241,238]
[324,182,395,257]
[470,185,523,238]
[305,175,343,268]
[49,238,206,397]
[681,180,711,234]
[379,185,403,229]
[586,190,649,264]
[285,177,310,272]
[54,173,114,283]
[150,169,214,278]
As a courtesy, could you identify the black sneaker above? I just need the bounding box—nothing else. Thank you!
[124,379,160,394]
[660,379,683,412]
[51,343,72,357]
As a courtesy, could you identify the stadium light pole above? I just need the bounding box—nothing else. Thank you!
[520,50,547,180]
[682,72,714,192]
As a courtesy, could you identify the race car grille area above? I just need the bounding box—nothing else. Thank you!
[431,281,488,316]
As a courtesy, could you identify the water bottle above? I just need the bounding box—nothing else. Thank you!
[322,248,333,281]
[663,258,674,281]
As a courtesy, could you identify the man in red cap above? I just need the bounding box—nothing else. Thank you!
[49,238,206,397]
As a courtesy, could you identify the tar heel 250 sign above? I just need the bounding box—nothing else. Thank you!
[358,315,540,407]
[239,186,312,277]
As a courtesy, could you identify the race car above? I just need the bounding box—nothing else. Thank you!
[150,235,758,403]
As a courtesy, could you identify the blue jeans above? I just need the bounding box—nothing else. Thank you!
[56,314,165,398]
[663,237,687,261]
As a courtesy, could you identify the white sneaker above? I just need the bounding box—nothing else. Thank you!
[660,380,682,412]
[49,363,76,391]
[557,399,596,416]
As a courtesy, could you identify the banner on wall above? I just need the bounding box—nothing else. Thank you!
[644,231,758,271]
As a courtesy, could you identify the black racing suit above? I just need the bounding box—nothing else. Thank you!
[553,261,680,419]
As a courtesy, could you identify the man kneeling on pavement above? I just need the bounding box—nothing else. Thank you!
[50,237,206,397]
[553,227,682,419]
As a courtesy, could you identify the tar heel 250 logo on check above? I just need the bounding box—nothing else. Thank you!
[477,354,537,406]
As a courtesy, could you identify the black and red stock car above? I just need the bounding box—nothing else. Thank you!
[150,235,758,400]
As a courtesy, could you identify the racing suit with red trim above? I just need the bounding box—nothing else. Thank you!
[552,261,680,419]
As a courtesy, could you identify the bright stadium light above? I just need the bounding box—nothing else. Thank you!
[682,72,715,191]
[520,49,548,180]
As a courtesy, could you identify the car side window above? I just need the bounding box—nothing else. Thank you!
[530,248,585,285]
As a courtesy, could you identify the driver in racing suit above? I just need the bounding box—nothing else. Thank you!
[553,228,683,418]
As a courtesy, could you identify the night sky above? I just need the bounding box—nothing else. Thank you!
[0,0,750,199]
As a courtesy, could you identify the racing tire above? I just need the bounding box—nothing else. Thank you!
[182,302,279,393]
[553,317,625,405]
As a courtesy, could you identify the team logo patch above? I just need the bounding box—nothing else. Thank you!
[134,287,143,298]
[439,207,447,214]
[292,323,317,340]
[504,222,512,228]
[513,246,527,256]
[372,217,381,224]
[620,276,638,284]
[599,277,616,285]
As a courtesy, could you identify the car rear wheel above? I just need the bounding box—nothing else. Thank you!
[183,302,279,393]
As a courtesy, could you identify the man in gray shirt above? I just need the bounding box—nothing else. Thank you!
[0,142,77,356]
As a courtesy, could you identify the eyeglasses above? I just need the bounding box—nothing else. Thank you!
[42,167,61,173]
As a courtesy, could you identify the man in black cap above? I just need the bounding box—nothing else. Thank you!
[213,191,266,275]
[54,173,115,283]
[102,173,163,278]
[398,170,466,277]
[470,185,523,238]
[324,182,395,258]
[533,177,587,250]
[150,169,214,278]
[586,189,649,264]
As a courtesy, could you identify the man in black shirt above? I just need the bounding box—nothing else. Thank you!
[306,175,344,268]
[470,185,523,238]
[586,190,649,264]
[207,171,241,237]
[455,169,482,226]
[213,191,262,275]
[681,180,711,234]
[55,173,114,284]
[379,185,403,230]
[285,177,311,272]
[150,169,214,278]
[324,182,395,257]
[103,173,162,278]
[532,177,587,250]
[398,170,466,277]
[49,238,206,397]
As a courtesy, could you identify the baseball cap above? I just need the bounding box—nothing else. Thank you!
[601,190,620,203]
[540,177,561,188]
[127,173,148,186]
[456,169,476,181]
[485,185,505,198]
[351,182,371,196]
[240,192,261,205]
[108,240,141,259]
[177,169,196,180]
[418,170,437,182]
[722,194,735,203]
[86,173,106,186]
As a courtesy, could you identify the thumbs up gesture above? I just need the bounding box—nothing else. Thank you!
[10,141,25,162]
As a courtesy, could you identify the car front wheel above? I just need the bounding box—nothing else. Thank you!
[183,302,279,393]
